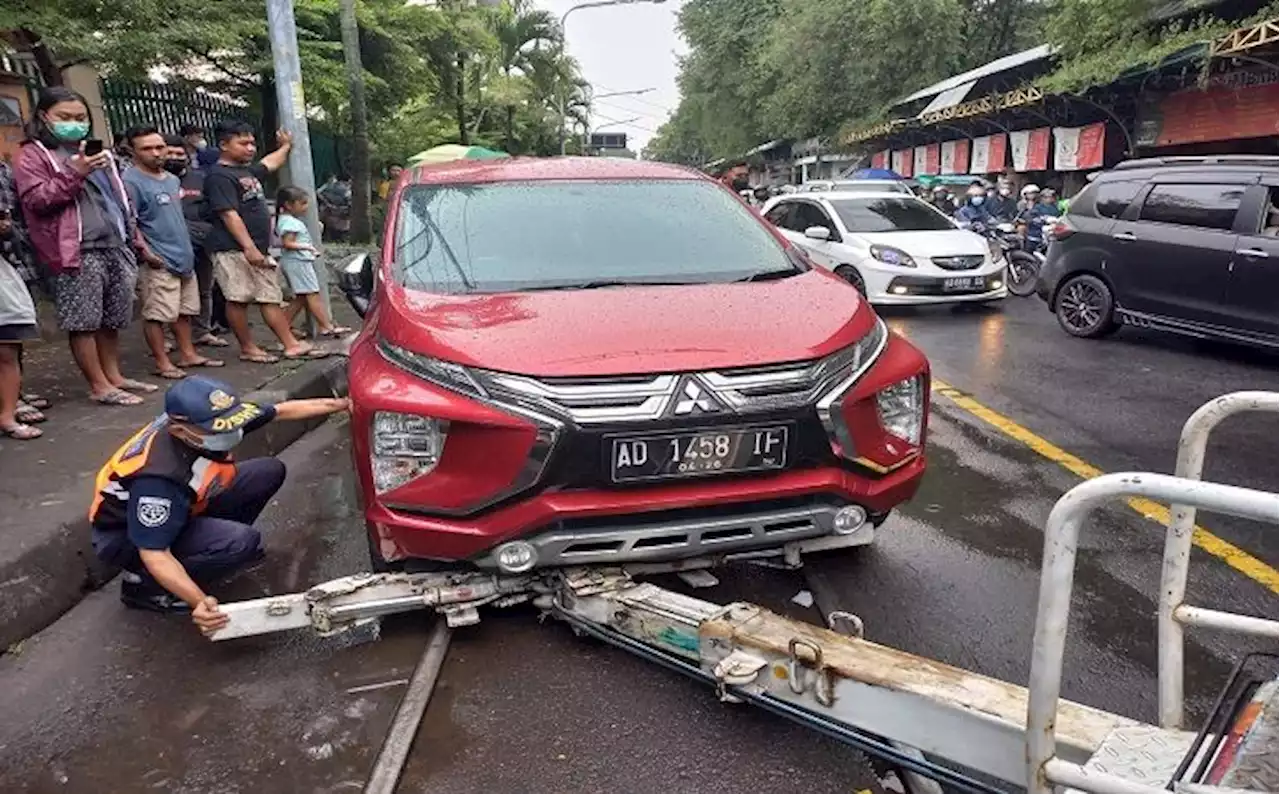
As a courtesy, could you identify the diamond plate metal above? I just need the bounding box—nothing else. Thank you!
[1069,726,1197,792]
[1219,681,1278,792]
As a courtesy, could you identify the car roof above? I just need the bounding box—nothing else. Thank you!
[788,190,919,201]
[407,156,705,185]
[1098,155,1277,182]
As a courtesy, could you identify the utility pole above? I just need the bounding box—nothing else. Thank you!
[265,0,330,330]
[339,0,372,243]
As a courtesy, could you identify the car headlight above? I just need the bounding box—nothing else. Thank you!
[372,411,448,494]
[876,376,924,446]
[379,340,486,399]
[816,318,889,459]
[870,245,917,268]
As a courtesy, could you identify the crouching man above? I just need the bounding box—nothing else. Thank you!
[89,375,348,634]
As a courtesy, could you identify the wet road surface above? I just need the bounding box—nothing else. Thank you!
[1,296,1276,793]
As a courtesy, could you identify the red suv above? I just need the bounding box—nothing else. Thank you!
[339,157,929,574]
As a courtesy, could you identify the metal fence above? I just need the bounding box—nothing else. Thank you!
[101,79,255,140]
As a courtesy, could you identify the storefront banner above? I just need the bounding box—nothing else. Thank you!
[940,139,970,175]
[1010,127,1051,172]
[1053,122,1105,171]
[871,149,890,169]
[893,148,914,178]
[969,133,1008,174]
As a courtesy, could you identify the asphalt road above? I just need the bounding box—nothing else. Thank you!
[0,295,1275,793]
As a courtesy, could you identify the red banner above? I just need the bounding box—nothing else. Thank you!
[925,143,940,175]
[893,149,914,178]
[939,139,970,174]
[1011,127,1051,172]
[871,149,889,169]
[1156,81,1279,146]
[988,133,1007,172]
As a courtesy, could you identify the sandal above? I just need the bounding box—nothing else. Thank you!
[283,345,332,361]
[154,368,188,380]
[1,423,42,440]
[195,334,230,348]
[117,378,159,394]
[239,351,281,364]
[319,326,353,338]
[15,403,46,424]
[21,393,51,409]
[176,357,226,369]
[91,389,144,406]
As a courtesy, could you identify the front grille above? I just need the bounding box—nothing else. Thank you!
[932,254,985,271]
[473,499,846,568]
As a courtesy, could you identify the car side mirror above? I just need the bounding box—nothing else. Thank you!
[338,252,375,318]
[804,226,832,242]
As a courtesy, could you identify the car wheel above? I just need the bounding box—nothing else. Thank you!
[834,265,865,295]
[1054,274,1118,338]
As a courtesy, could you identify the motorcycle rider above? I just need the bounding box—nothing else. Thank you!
[954,183,993,230]
[1017,183,1040,214]
[930,185,956,214]
[986,182,1018,222]
[1020,188,1059,250]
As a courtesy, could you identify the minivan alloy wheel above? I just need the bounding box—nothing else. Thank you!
[1055,274,1116,338]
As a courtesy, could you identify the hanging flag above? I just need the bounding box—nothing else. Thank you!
[1054,122,1106,170]
[892,149,914,178]
[940,139,970,174]
[925,143,940,175]
[913,145,928,175]
[988,133,1008,172]
[871,149,889,170]
[1010,128,1051,171]
[970,136,990,173]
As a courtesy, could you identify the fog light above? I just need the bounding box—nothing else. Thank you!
[494,541,537,573]
[833,505,868,535]
[891,286,908,295]
[990,279,1002,289]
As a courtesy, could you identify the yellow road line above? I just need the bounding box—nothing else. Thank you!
[931,378,1279,593]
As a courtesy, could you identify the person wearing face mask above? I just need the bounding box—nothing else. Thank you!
[89,376,350,630]
[163,134,227,348]
[954,182,993,230]
[986,181,1018,222]
[15,86,154,407]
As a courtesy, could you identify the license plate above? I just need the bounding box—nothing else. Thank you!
[942,276,986,292]
[610,426,789,483]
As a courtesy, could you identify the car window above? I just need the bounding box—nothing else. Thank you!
[792,202,836,233]
[1138,183,1245,231]
[392,180,795,294]
[1092,180,1143,219]
[1263,187,1279,237]
[827,197,956,232]
[764,202,793,229]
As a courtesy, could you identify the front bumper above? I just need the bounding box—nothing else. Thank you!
[870,269,1008,306]
[348,330,929,566]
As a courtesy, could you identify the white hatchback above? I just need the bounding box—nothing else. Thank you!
[762,191,1008,306]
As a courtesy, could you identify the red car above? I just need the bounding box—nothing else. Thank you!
[339,157,929,574]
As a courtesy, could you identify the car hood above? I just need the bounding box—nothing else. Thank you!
[380,270,875,377]
[853,229,987,258]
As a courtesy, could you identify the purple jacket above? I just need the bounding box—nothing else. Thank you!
[14,141,134,274]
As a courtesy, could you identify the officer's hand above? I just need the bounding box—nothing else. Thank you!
[192,595,229,636]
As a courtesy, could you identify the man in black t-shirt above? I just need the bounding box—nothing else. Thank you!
[203,121,326,363]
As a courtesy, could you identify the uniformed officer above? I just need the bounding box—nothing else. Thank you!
[89,376,349,634]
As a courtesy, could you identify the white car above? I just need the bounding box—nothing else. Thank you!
[796,180,913,195]
[761,191,1008,306]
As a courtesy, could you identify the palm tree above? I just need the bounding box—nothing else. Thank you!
[490,0,561,152]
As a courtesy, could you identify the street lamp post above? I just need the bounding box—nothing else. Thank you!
[557,0,666,155]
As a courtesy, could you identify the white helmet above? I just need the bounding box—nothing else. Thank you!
[1021,184,1040,197]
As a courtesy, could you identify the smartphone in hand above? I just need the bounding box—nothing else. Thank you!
[84,139,104,157]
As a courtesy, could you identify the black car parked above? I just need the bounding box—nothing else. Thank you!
[1037,156,1278,348]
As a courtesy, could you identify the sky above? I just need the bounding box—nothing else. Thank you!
[535,0,687,153]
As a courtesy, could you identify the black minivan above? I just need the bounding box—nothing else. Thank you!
[1037,156,1278,348]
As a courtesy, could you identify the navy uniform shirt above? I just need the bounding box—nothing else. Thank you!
[125,406,276,551]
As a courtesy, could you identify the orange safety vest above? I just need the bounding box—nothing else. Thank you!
[89,418,238,528]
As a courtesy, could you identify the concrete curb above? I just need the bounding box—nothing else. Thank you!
[0,357,349,652]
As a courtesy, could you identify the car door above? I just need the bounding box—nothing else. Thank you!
[789,200,844,271]
[1223,183,1279,338]
[1111,180,1245,328]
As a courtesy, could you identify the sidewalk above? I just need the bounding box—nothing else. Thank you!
[0,262,362,652]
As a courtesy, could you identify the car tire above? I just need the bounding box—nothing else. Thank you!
[1054,274,1118,338]
[1006,251,1040,297]
[834,265,866,295]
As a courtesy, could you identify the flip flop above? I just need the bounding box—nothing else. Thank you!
[319,326,353,338]
[15,403,46,424]
[176,358,226,369]
[21,393,51,409]
[195,334,231,348]
[283,346,332,361]
[91,389,144,406]
[154,368,188,380]
[1,423,42,440]
[117,378,160,394]
[240,352,281,364]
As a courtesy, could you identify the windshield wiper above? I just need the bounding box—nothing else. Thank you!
[736,268,801,282]
[520,279,692,292]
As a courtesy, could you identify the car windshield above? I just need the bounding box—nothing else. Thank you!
[828,197,956,233]
[393,179,796,294]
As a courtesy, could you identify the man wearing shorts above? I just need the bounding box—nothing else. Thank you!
[202,120,325,363]
[123,126,223,379]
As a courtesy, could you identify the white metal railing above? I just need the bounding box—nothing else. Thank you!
[1024,416,1280,794]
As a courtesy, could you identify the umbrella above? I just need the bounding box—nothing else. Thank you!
[407,144,510,166]
[848,167,903,180]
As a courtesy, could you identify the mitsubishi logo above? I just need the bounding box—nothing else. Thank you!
[672,378,721,416]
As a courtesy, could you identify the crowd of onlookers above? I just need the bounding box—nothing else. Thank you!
[0,86,349,442]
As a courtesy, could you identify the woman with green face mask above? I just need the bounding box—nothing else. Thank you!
[14,86,155,407]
